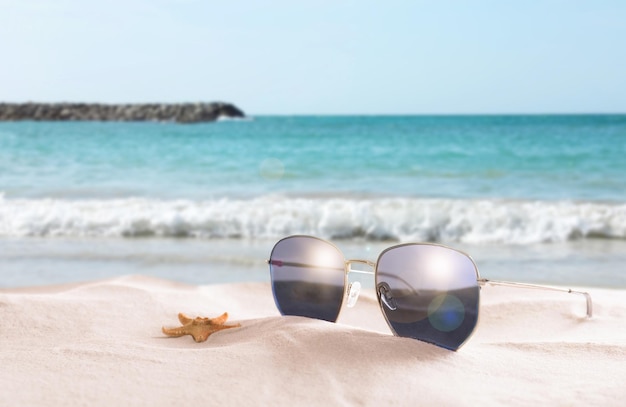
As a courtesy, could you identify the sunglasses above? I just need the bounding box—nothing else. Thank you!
[268,235,593,351]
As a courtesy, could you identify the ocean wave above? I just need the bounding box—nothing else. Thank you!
[0,195,624,244]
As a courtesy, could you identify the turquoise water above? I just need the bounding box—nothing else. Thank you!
[1,115,625,287]
[1,115,625,201]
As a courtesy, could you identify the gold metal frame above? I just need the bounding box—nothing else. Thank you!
[477,278,592,317]
[268,235,593,349]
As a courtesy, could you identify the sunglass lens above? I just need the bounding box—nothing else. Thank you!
[269,236,346,322]
[375,244,479,350]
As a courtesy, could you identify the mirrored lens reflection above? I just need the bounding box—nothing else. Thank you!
[375,244,479,351]
[269,236,346,322]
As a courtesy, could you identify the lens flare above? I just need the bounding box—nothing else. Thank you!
[427,294,465,332]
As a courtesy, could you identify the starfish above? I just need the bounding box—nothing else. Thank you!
[162,312,241,342]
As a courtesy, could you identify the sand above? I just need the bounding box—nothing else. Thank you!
[1,275,624,406]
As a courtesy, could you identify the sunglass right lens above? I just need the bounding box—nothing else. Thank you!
[269,236,346,322]
[375,244,480,351]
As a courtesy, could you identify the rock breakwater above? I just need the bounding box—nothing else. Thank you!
[0,102,245,123]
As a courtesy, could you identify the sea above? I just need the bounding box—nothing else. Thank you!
[1,115,625,289]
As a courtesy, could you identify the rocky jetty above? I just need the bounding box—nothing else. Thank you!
[0,102,245,123]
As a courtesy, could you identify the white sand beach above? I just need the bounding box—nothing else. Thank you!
[1,275,624,406]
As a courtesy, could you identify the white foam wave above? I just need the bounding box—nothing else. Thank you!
[0,195,624,244]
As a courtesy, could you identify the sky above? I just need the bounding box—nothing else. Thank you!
[1,0,625,115]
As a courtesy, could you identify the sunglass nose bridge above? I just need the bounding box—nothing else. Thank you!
[346,259,376,275]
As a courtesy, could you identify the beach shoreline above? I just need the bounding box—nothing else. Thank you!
[1,236,625,289]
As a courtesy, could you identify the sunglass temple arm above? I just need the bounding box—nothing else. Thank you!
[477,278,593,318]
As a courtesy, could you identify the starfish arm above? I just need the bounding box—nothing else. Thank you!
[191,323,240,342]
[209,312,229,325]
[162,326,188,337]
[177,313,193,324]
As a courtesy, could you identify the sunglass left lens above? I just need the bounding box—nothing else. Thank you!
[375,244,480,351]
[269,236,346,322]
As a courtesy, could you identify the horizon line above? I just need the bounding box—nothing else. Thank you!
[1,102,624,117]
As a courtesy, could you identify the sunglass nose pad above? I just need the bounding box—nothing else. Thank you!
[346,282,361,308]
[377,283,397,311]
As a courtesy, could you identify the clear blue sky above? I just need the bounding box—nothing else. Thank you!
[1,0,625,115]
